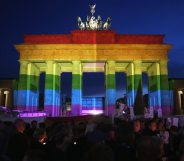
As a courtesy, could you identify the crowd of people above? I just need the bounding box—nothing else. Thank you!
[0,116,184,161]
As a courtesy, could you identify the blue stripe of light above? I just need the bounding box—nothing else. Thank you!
[149,90,161,107]
[72,89,82,105]
[44,89,60,106]
[106,89,116,105]
[160,90,173,107]
[17,90,38,111]
[127,90,136,106]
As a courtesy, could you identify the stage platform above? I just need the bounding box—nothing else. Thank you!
[1,110,184,128]
[0,111,110,125]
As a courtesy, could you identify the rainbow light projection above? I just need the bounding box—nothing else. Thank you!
[126,61,143,114]
[44,61,60,116]
[14,30,173,117]
[105,61,116,115]
[82,97,104,115]
[16,61,39,111]
[71,61,82,116]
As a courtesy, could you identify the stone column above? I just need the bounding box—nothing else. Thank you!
[13,80,18,109]
[160,60,173,116]
[147,62,162,115]
[4,90,10,108]
[44,61,61,117]
[134,60,143,114]
[177,90,183,114]
[105,61,116,116]
[26,63,40,112]
[126,62,134,108]
[17,60,29,110]
[126,60,143,115]
[0,89,5,106]
[182,89,184,111]
[71,61,82,116]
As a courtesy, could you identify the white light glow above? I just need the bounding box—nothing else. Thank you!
[82,110,103,115]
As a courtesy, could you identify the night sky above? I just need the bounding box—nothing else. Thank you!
[0,0,184,97]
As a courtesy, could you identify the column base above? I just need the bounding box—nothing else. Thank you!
[16,106,26,111]
[44,105,60,117]
[71,104,82,116]
[106,104,115,116]
[16,105,38,111]
[161,90,173,116]
[162,106,173,116]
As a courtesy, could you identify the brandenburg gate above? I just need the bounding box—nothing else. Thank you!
[13,5,173,117]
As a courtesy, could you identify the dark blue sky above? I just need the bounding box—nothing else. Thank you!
[0,0,184,96]
[0,0,184,78]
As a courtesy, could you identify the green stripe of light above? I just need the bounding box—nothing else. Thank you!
[13,79,19,90]
[72,74,82,89]
[45,74,60,90]
[127,74,142,91]
[160,75,170,90]
[106,74,115,89]
[18,74,39,90]
[149,75,169,91]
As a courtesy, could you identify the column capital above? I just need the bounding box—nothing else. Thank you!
[53,63,61,76]
[106,61,115,75]
[4,90,10,94]
[19,60,29,75]
[126,62,134,76]
[19,60,29,64]
[133,60,142,75]
[106,60,115,64]
[72,61,82,75]
[45,60,55,65]
[147,62,160,76]
[72,60,81,64]
[160,60,168,75]
[133,60,142,64]
[126,61,142,75]
[45,61,61,76]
